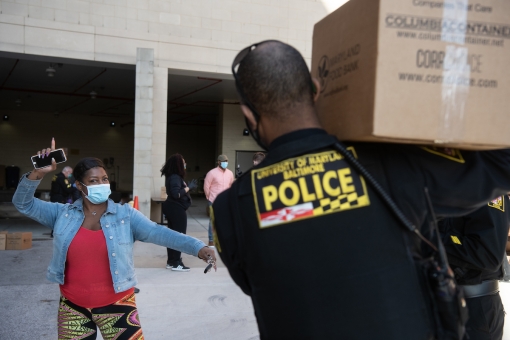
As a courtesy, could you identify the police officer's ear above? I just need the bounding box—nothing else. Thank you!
[240,104,257,130]
[311,77,321,103]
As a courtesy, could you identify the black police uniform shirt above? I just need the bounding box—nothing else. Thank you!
[50,172,72,203]
[212,128,510,340]
[439,195,510,285]
[438,199,508,340]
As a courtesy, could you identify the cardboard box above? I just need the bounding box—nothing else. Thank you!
[0,234,6,251]
[312,0,510,149]
[160,186,168,199]
[5,232,32,250]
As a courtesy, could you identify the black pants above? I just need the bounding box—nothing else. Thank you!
[464,293,505,340]
[162,202,187,265]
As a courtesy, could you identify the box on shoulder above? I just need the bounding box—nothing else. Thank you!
[160,186,168,199]
[5,232,32,250]
[0,232,6,251]
[312,0,510,149]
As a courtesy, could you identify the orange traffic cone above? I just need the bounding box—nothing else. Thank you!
[133,196,139,210]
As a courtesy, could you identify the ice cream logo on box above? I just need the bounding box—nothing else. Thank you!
[316,44,361,95]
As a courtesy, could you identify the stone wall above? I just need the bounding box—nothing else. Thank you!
[0,0,340,72]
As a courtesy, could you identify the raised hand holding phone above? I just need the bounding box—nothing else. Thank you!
[28,138,59,180]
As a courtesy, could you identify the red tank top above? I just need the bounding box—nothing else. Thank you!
[60,227,134,308]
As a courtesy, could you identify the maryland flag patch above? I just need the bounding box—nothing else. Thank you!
[488,196,504,212]
[251,148,370,229]
[421,146,465,163]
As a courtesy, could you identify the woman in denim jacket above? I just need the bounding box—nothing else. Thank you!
[12,139,217,339]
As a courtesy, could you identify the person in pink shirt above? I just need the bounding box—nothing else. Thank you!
[204,154,234,246]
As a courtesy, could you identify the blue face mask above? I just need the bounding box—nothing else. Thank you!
[80,182,111,204]
[220,162,228,169]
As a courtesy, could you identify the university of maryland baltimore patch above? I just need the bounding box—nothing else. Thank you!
[251,148,370,229]
[488,196,504,212]
[421,146,465,163]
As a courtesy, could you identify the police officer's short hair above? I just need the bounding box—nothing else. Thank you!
[237,41,314,118]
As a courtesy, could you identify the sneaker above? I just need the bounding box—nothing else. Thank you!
[171,263,190,272]
[208,241,215,247]
[134,287,140,294]
[166,264,173,269]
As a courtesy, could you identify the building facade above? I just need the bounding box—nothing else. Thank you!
[0,0,345,217]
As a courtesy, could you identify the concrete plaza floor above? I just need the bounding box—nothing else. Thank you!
[0,197,259,340]
[0,197,509,339]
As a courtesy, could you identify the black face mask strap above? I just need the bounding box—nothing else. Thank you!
[244,117,267,151]
[234,76,267,150]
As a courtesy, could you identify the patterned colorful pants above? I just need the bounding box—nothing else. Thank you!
[58,293,144,340]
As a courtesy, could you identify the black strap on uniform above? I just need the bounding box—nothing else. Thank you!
[423,187,452,273]
[332,142,438,252]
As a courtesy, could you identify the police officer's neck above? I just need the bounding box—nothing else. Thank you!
[260,108,322,146]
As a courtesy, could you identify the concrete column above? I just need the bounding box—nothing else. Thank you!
[133,48,168,217]
[151,67,168,197]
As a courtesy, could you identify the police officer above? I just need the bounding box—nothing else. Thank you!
[50,166,73,204]
[212,40,510,339]
[67,171,82,203]
[438,196,510,340]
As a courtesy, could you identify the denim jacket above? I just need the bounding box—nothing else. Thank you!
[13,174,206,293]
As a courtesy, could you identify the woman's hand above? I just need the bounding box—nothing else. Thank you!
[28,138,57,180]
[187,179,198,191]
[198,246,217,272]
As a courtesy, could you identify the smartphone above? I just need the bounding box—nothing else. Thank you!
[31,149,67,169]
